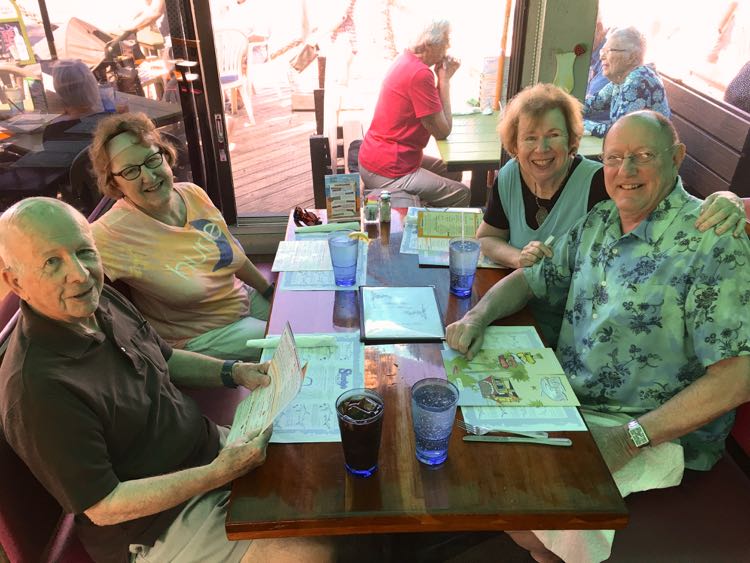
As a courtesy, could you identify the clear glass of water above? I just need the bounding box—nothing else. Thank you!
[411,378,460,466]
[327,231,358,286]
[448,237,481,298]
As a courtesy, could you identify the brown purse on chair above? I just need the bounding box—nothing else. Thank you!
[289,43,318,73]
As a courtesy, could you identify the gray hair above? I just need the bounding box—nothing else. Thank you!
[410,20,450,54]
[610,27,646,65]
[52,59,101,111]
[0,197,89,274]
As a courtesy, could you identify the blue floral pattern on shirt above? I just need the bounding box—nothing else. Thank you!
[583,65,671,138]
[525,180,750,470]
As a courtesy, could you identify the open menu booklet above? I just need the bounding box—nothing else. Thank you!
[226,323,305,443]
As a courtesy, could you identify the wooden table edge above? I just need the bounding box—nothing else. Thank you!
[226,512,629,540]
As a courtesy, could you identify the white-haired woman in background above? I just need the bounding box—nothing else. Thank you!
[583,27,671,138]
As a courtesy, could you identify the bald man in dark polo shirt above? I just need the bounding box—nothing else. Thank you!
[0,198,333,563]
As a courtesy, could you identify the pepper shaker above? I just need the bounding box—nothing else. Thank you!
[379,191,391,222]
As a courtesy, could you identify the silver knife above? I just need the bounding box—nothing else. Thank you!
[463,435,572,447]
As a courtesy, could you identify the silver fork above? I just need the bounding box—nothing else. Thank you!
[456,420,549,440]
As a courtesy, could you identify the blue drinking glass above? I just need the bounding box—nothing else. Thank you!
[328,231,358,287]
[449,238,480,298]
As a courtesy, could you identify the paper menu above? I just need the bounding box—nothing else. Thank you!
[261,332,365,443]
[272,240,333,271]
[461,405,587,432]
[417,209,483,238]
[279,238,367,291]
[477,325,545,348]
[226,323,304,443]
[448,326,587,430]
[443,347,580,407]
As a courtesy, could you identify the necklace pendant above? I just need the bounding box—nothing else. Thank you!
[535,206,549,226]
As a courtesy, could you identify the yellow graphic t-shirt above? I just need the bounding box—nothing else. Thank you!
[92,183,250,346]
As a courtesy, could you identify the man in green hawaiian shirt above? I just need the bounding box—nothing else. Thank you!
[447,110,750,563]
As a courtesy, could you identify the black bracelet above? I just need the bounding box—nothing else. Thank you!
[220,360,240,388]
[262,283,275,300]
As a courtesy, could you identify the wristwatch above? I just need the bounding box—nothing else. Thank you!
[220,360,241,388]
[627,419,650,448]
[262,283,275,300]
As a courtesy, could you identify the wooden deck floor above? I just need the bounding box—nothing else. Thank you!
[227,86,317,214]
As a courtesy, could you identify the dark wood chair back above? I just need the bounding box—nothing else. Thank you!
[160,131,191,183]
[309,134,333,209]
[662,74,750,198]
[67,148,99,214]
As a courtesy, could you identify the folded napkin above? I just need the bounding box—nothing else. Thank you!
[246,335,338,349]
[294,221,360,234]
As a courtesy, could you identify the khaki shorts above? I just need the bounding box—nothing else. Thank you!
[129,488,251,563]
[130,427,250,563]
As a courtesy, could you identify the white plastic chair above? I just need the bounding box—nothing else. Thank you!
[214,29,254,124]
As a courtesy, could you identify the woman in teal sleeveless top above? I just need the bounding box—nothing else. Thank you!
[477,84,604,271]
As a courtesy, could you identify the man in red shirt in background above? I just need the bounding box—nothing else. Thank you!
[358,20,470,208]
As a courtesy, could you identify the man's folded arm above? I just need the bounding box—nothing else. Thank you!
[446,269,534,359]
[85,426,272,526]
[84,460,225,526]
[421,110,451,140]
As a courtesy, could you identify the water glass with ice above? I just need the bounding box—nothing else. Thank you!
[411,378,460,466]
[449,237,480,298]
[336,388,385,478]
[327,231,358,287]
[99,84,116,113]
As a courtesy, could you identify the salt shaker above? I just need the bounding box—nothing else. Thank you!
[379,191,391,222]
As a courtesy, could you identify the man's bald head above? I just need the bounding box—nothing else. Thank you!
[0,198,103,329]
[604,110,679,150]
[0,198,91,273]
[602,110,686,233]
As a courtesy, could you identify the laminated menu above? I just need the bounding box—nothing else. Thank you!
[358,286,444,343]
[443,347,580,408]
[325,173,361,223]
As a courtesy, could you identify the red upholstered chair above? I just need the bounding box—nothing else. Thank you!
[0,431,93,563]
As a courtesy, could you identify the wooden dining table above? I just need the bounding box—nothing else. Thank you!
[226,209,627,540]
[436,112,604,207]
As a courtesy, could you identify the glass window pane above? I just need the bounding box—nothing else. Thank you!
[216,0,508,214]
[0,0,192,217]
[593,0,749,114]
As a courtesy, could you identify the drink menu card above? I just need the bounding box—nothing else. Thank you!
[227,323,305,443]
[443,347,580,408]
[358,286,444,343]
[325,173,361,223]
[403,208,501,268]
